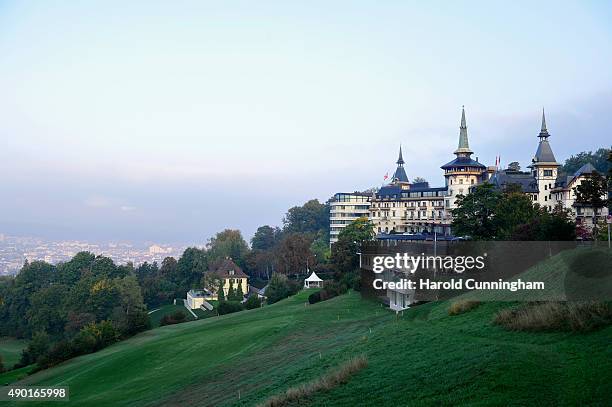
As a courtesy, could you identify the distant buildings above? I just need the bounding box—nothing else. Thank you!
[0,235,187,275]
[330,107,608,243]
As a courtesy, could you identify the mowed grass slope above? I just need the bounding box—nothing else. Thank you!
[0,337,27,369]
[9,290,391,406]
[7,247,612,406]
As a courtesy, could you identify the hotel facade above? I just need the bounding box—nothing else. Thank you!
[330,107,608,243]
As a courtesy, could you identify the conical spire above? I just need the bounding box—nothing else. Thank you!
[454,106,473,156]
[538,107,550,139]
[531,108,558,165]
[396,145,404,165]
[392,145,409,183]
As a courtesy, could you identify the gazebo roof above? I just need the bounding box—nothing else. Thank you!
[305,271,323,282]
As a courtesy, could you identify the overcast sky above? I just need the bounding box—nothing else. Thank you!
[1,1,611,244]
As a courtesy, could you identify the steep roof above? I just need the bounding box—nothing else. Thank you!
[393,166,409,183]
[489,170,539,193]
[209,258,248,279]
[454,106,473,155]
[392,145,409,182]
[440,156,486,170]
[533,139,558,164]
[305,271,323,282]
[531,109,559,166]
[573,163,598,177]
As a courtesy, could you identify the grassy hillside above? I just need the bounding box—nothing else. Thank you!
[148,304,197,327]
[5,251,611,406]
[8,290,390,406]
[0,337,27,369]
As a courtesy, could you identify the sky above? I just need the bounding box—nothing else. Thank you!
[1,1,611,245]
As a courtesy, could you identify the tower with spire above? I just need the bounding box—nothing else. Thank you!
[392,145,409,184]
[441,106,486,210]
[529,108,560,209]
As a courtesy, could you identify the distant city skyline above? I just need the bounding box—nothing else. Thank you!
[1,1,611,243]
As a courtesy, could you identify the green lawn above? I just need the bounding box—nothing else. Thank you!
[5,273,611,406]
[148,304,196,327]
[0,337,27,369]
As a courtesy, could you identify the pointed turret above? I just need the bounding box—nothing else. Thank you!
[539,108,550,139]
[397,145,405,165]
[531,108,558,165]
[454,106,473,157]
[392,145,409,183]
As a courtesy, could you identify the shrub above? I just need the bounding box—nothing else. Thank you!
[0,355,5,373]
[218,301,243,315]
[266,273,291,304]
[18,331,50,367]
[37,340,74,370]
[159,310,187,326]
[308,291,321,304]
[245,295,262,310]
[258,356,368,407]
[319,280,348,302]
[493,301,612,332]
[448,300,481,316]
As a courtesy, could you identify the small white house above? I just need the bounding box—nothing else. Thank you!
[186,289,215,309]
[304,271,323,288]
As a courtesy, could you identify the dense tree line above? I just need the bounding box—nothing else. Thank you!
[452,183,577,240]
[0,253,149,370]
[0,197,371,372]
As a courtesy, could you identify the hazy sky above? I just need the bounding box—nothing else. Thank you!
[1,1,611,244]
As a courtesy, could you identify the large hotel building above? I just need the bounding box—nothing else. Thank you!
[330,107,608,244]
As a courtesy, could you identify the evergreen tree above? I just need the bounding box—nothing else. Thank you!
[236,281,244,301]
[217,280,225,301]
[227,280,235,301]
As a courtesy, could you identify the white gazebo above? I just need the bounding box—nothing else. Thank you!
[304,270,323,288]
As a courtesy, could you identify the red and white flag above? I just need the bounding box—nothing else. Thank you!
[383,172,389,181]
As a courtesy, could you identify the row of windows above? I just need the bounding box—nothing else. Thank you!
[372,200,444,208]
[373,210,444,219]
[444,167,483,173]
[449,178,475,185]
[330,212,368,218]
[331,204,371,210]
[333,194,370,202]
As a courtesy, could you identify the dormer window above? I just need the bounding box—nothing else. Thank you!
[229,270,234,276]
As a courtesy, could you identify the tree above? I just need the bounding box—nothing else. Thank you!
[251,226,281,251]
[283,199,329,236]
[176,248,207,291]
[266,273,291,304]
[413,177,427,183]
[56,252,95,285]
[244,295,261,309]
[494,189,539,239]
[207,230,249,268]
[274,233,315,276]
[574,170,608,237]
[452,183,500,240]
[235,281,244,301]
[27,285,68,337]
[310,232,331,263]
[19,331,50,366]
[227,280,235,301]
[217,279,225,301]
[113,275,149,335]
[560,148,610,174]
[330,217,374,278]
